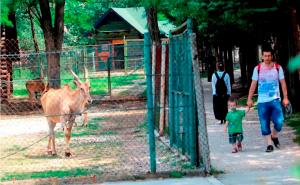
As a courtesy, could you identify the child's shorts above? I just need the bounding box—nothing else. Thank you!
[229,133,243,144]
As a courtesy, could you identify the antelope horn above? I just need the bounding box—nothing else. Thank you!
[84,66,89,81]
[67,65,81,82]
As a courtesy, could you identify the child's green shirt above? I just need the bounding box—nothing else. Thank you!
[225,109,246,134]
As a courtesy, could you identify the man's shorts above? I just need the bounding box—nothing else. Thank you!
[257,99,284,136]
[228,133,243,144]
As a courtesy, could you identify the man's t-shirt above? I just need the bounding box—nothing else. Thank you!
[252,64,284,103]
[226,109,245,134]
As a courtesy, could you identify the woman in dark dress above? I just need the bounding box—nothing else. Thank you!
[211,62,231,124]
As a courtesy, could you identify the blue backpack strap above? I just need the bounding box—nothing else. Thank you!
[215,72,220,80]
[220,72,226,80]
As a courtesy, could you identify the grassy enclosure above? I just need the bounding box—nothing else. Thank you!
[0,107,194,183]
[0,110,147,182]
[12,66,145,97]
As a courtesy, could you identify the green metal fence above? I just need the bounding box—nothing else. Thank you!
[169,20,197,165]
[144,19,211,173]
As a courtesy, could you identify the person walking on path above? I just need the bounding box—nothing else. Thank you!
[224,97,249,153]
[247,45,289,152]
[212,62,231,124]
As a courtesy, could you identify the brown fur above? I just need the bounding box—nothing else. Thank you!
[26,79,46,104]
[41,67,91,157]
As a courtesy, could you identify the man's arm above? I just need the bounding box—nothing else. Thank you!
[247,80,257,108]
[280,79,289,106]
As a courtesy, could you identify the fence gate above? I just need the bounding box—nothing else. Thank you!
[144,19,211,174]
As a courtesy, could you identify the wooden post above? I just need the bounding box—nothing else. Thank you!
[190,33,211,173]
[159,42,166,136]
[152,44,156,107]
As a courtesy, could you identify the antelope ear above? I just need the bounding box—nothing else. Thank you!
[73,80,81,87]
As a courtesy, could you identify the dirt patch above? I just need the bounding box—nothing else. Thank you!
[0,100,194,184]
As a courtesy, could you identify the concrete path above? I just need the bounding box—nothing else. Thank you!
[102,177,223,185]
[203,79,300,185]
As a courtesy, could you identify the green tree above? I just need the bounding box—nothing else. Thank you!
[142,0,161,45]
[1,0,66,88]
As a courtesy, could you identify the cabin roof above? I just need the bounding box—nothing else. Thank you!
[94,7,175,37]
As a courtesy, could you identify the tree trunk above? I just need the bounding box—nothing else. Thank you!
[240,39,258,89]
[39,0,65,89]
[28,8,43,78]
[289,5,300,111]
[28,9,39,53]
[3,12,19,97]
[239,48,248,88]
[225,46,234,85]
[146,7,161,46]
[0,10,19,101]
[146,6,161,128]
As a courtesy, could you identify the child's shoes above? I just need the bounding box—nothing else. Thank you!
[231,147,238,153]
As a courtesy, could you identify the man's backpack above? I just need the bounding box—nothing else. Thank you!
[215,72,227,96]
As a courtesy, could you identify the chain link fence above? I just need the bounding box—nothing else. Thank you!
[144,19,211,175]
[0,34,208,184]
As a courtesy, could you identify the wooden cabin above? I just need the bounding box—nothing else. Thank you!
[91,7,174,71]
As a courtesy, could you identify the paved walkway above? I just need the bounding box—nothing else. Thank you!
[203,79,300,185]
[102,177,223,185]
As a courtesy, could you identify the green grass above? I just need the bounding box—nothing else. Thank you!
[200,71,208,78]
[136,121,147,131]
[286,112,300,180]
[286,112,300,145]
[56,117,104,138]
[0,167,100,182]
[238,96,258,109]
[12,68,144,97]
[169,171,183,178]
[5,145,23,153]
[100,130,117,135]
[209,167,224,175]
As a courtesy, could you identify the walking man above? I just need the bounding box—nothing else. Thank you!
[212,62,231,124]
[247,45,289,152]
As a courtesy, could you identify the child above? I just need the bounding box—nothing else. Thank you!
[224,97,249,153]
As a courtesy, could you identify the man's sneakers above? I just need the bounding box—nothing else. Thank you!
[271,137,280,149]
[265,137,280,152]
[265,145,274,152]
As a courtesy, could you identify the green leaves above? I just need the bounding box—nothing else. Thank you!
[0,0,14,26]
[2,0,294,48]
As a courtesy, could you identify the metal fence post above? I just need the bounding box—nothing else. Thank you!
[168,31,175,147]
[190,33,211,173]
[187,19,197,165]
[107,57,112,97]
[144,32,156,173]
